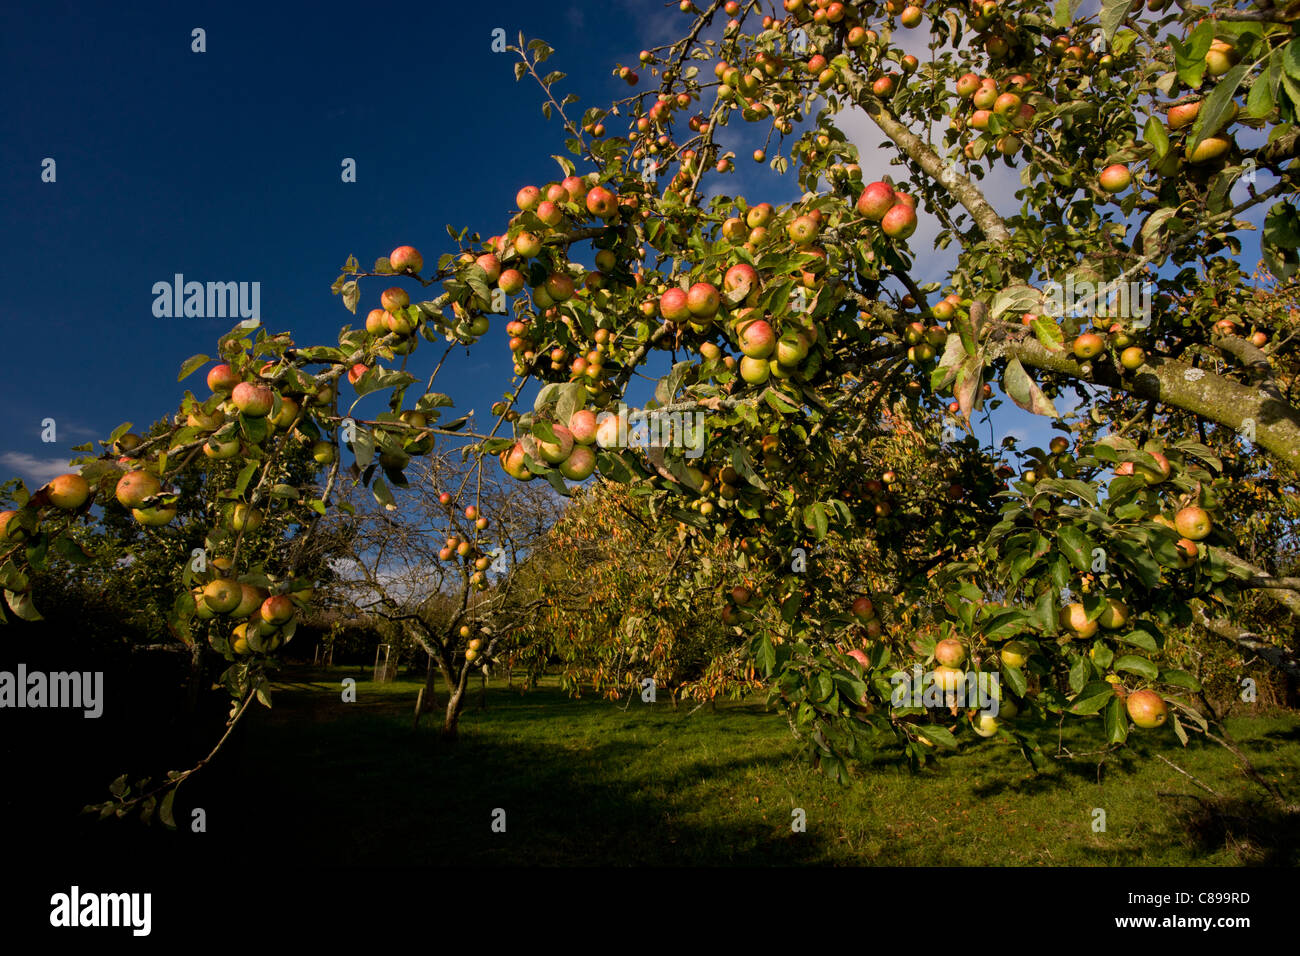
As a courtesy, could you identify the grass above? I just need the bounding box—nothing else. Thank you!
[189,664,1300,866]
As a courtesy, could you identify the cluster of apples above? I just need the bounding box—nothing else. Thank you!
[360,245,440,353]
[437,514,494,591]
[951,71,1037,161]
[720,584,758,627]
[0,471,93,549]
[192,557,307,655]
[500,407,601,485]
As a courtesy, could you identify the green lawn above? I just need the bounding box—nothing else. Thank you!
[205,665,1300,865]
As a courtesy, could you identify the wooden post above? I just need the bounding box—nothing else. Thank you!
[413,687,425,731]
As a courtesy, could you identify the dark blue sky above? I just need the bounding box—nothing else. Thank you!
[1,0,688,485]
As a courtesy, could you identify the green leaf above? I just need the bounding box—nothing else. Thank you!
[4,589,42,621]
[915,724,957,748]
[1104,694,1129,743]
[1118,628,1158,652]
[341,280,360,314]
[159,789,177,830]
[803,502,828,540]
[1160,669,1202,692]
[1114,654,1158,679]
[1099,0,1133,42]
[1001,662,1027,698]
[352,427,375,470]
[178,354,209,382]
[372,476,395,509]
[1246,51,1277,118]
[1055,525,1093,572]
[1069,681,1115,715]
[1030,316,1064,352]
[1143,115,1170,161]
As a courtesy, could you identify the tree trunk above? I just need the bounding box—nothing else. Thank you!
[421,653,439,713]
[185,644,204,716]
[443,688,464,740]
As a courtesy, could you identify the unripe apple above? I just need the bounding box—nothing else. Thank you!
[1204,39,1236,77]
[746,203,774,229]
[115,471,160,509]
[1099,598,1130,630]
[231,382,274,417]
[230,583,266,619]
[1126,689,1167,728]
[881,203,918,239]
[311,441,336,464]
[365,308,389,335]
[389,245,423,274]
[1136,451,1171,485]
[204,437,241,460]
[933,665,964,693]
[1000,640,1031,668]
[131,505,175,527]
[738,355,771,384]
[545,273,575,302]
[46,473,90,510]
[207,364,241,393]
[787,214,820,245]
[231,504,263,532]
[1098,164,1131,193]
[203,579,243,614]
[1120,346,1145,369]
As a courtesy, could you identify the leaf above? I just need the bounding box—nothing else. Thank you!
[1143,115,1170,161]
[372,476,395,509]
[1002,357,1059,417]
[1104,695,1129,744]
[655,361,692,405]
[914,724,956,748]
[352,427,375,470]
[178,354,209,382]
[1001,662,1027,698]
[1160,669,1202,692]
[1118,628,1158,652]
[1114,654,1158,679]
[953,353,983,419]
[5,589,42,621]
[159,789,177,830]
[1069,681,1115,715]
[1055,525,1093,572]
[1100,0,1135,44]
[1189,61,1250,156]
[341,280,360,314]
[803,502,828,541]
[989,284,1040,322]
[234,460,258,498]
[1030,317,1064,352]
[730,445,770,491]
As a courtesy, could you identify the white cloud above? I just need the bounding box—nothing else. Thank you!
[0,453,75,487]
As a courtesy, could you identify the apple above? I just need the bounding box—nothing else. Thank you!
[514,233,542,258]
[115,471,160,509]
[1072,333,1104,359]
[538,425,575,464]
[1120,346,1145,369]
[738,319,776,359]
[687,282,720,318]
[851,596,875,622]
[775,331,809,366]
[1204,39,1236,77]
[848,649,871,667]
[364,308,388,335]
[1175,505,1212,540]
[660,287,691,322]
[1099,598,1130,630]
[311,441,336,465]
[231,584,266,619]
[559,445,597,480]
[738,355,771,384]
[204,437,241,460]
[856,181,896,221]
[1136,451,1171,485]
[746,203,775,228]
[231,504,263,532]
[380,287,410,313]
[596,412,628,448]
[787,215,820,245]
[881,203,917,239]
[1049,436,1070,455]
[1098,164,1131,193]
[203,579,242,614]
[389,245,423,274]
[112,433,143,455]
[935,638,965,667]
[1126,689,1168,728]
[46,474,90,510]
[1167,101,1200,130]
[724,262,760,302]
[933,666,964,693]
[899,4,922,27]
[207,364,241,393]
[1000,640,1031,668]
[498,268,526,295]
[569,409,599,445]
[231,382,274,417]
[348,363,369,387]
[586,186,618,218]
[260,595,295,625]
[1186,136,1231,164]
[873,74,896,97]
[1059,603,1098,639]
[545,273,575,303]
[956,73,981,97]
[132,506,175,527]
[971,713,999,737]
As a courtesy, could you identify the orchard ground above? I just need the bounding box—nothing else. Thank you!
[182,668,1300,865]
